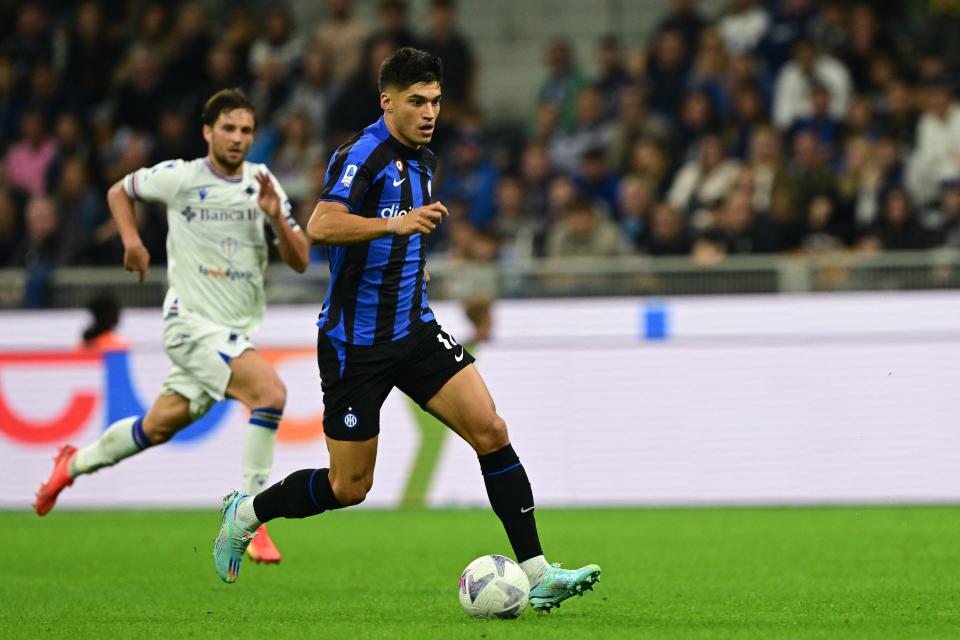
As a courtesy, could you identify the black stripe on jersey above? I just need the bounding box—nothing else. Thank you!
[374,168,414,342]
[353,142,396,216]
[321,131,363,194]
[407,167,432,328]
[336,180,386,342]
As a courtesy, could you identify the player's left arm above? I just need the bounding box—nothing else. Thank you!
[257,171,310,273]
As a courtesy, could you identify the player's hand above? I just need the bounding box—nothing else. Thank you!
[256,172,281,220]
[389,202,449,236]
[124,242,150,284]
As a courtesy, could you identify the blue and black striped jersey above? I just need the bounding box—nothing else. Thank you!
[316,117,437,345]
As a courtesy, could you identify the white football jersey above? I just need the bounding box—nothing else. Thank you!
[124,157,300,334]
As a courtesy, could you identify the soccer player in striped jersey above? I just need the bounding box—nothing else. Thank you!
[35,89,309,564]
[213,48,601,612]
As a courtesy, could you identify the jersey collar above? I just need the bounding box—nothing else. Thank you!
[204,157,244,183]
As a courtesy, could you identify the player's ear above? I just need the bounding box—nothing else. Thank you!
[202,124,213,144]
[380,92,392,113]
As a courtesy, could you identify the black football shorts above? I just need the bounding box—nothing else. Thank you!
[316,320,475,440]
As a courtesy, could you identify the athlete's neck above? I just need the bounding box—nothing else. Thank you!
[206,153,242,177]
[383,114,420,150]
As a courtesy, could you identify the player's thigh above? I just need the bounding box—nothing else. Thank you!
[326,435,379,505]
[423,364,509,455]
[142,392,193,443]
[225,349,286,409]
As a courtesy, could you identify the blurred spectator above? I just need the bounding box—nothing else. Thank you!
[269,111,325,205]
[647,28,690,118]
[545,197,629,258]
[838,4,889,94]
[201,45,244,100]
[906,76,960,208]
[491,175,539,261]
[933,176,960,248]
[367,0,420,51]
[772,38,852,130]
[55,157,107,265]
[787,130,837,212]
[545,175,579,223]
[314,0,369,88]
[593,35,630,119]
[876,79,918,147]
[5,109,57,196]
[788,82,842,157]
[164,2,212,100]
[28,63,67,125]
[627,137,673,198]
[693,187,779,261]
[688,28,731,116]
[836,136,881,231]
[639,202,694,256]
[667,133,742,226]
[0,189,23,264]
[45,112,93,192]
[249,4,303,82]
[2,2,53,80]
[327,37,393,146]
[438,126,498,229]
[651,0,706,56]
[796,192,846,252]
[810,1,847,57]
[280,45,334,139]
[757,0,817,73]
[151,107,203,167]
[607,85,670,173]
[718,0,769,55]
[745,125,793,215]
[518,142,553,218]
[616,175,656,247]
[447,216,499,263]
[573,147,621,220]
[548,86,614,173]
[420,0,475,114]
[858,188,933,251]
[537,38,587,131]
[113,46,166,133]
[221,5,258,86]
[675,89,718,162]
[10,196,62,308]
[727,82,767,159]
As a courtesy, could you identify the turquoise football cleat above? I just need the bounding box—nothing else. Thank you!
[528,563,602,612]
[213,491,256,583]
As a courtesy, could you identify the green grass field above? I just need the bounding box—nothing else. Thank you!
[3,506,959,639]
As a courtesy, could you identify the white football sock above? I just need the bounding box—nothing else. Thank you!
[520,555,550,584]
[236,496,261,531]
[242,408,280,495]
[70,415,149,477]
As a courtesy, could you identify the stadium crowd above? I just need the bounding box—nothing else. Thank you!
[2,0,960,288]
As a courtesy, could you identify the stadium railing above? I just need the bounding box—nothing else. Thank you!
[1,249,959,309]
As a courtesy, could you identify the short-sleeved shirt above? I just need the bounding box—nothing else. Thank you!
[124,157,298,335]
[316,117,437,346]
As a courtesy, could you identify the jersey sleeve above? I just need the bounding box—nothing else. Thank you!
[317,145,376,214]
[123,159,187,204]
[260,166,300,232]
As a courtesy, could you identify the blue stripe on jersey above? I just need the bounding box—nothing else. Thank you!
[316,117,437,345]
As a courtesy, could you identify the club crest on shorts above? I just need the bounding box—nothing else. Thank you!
[343,411,359,429]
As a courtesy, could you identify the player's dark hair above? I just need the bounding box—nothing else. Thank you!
[201,88,257,129]
[378,47,443,92]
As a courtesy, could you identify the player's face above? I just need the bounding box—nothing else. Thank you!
[204,108,255,172]
[383,82,441,147]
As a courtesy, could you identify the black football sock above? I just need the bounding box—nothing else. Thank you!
[478,444,544,562]
[252,468,343,522]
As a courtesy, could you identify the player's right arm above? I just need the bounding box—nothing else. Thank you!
[108,159,186,283]
[306,200,448,245]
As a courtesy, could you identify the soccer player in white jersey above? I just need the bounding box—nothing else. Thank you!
[34,89,309,564]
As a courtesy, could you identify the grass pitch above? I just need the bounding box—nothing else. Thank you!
[3,506,958,639]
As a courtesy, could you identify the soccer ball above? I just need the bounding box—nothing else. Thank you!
[458,554,530,619]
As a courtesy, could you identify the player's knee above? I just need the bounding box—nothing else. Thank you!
[474,414,509,454]
[332,479,371,507]
[142,418,176,445]
[252,379,286,411]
